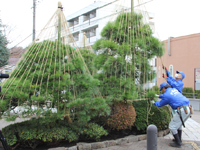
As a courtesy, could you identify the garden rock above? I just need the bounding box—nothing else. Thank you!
[138,134,147,141]
[104,140,116,147]
[48,147,66,150]
[158,131,164,137]
[77,142,91,150]
[116,138,128,145]
[66,146,77,150]
[91,142,105,149]
[126,135,139,143]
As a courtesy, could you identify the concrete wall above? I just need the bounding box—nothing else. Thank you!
[156,33,200,90]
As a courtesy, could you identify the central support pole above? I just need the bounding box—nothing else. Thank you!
[33,0,36,41]
[131,0,135,80]
[131,0,134,14]
[58,1,63,42]
[83,32,86,48]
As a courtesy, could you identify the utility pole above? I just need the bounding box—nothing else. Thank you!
[33,0,36,41]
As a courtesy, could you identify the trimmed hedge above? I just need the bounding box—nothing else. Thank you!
[182,87,194,97]
[2,117,108,149]
[132,100,171,133]
[195,90,200,98]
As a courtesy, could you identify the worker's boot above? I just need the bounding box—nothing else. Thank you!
[169,133,181,148]
[172,130,182,144]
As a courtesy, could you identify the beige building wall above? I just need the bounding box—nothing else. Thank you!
[156,33,200,90]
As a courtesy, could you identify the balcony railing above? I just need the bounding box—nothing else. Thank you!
[69,19,98,32]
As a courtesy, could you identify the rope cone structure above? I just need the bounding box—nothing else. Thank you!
[0,0,165,122]
[0,2,102,120]
[79,32,93,52]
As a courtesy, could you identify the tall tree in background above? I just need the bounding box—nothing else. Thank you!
[0,22,9,67]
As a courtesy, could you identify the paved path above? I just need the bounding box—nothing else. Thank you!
[97,111,200,150]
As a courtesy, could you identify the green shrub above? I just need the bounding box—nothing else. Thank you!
[132,100,171,133]
[2,117,78,149]
[80,123,108,141]
[194,90,200,98]
[182,87,194,97]
[1,117,108,149]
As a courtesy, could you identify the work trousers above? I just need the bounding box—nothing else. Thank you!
[169,106,191,135]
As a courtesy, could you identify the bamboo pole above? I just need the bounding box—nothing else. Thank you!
[58,1,62,42]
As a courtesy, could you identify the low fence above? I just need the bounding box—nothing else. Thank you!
[182,92,200,111]
[189,99,200,111]
[182,92,200,99]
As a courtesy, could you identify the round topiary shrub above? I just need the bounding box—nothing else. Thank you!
[107,101,136,131]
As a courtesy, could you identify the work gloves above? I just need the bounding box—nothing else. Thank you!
[162,65,168,78]
[162,73,167,78]
[150,100,155,104]
[163,65,167,71]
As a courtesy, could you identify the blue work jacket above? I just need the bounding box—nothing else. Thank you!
[166,70,184,93]
[154,87,189,109]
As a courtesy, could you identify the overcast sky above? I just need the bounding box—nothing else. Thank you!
[0,0,200,48]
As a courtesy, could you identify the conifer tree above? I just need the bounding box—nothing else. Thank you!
[0,24,9,67]
[0,41,110,123]
[93,12,164,101]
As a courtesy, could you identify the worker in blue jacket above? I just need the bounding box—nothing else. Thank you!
[163,66,185,93]
[153,82,191,148]
[162,67,186,143]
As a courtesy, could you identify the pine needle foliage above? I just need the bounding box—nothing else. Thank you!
[93,12,164,101]
[0,41,109,122]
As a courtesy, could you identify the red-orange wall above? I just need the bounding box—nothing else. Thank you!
[156,33,200,90]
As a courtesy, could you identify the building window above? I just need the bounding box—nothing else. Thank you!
[90,10,96,19]
[84,27,97,38]
[68,21,73,27]
[68,17,79,27]
[155,58,157,67]
[85,30,90,37]
[83,10,96,21]
[169,65,173,77]
[83,13,90,22]
[158,66,160,78]
[74,17,79,25]
[73,32,79,41]
[90,28,96,37]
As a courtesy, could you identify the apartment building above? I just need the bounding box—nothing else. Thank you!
[66,0,155,48]
[157,33,200,90]
[66,0,156,89]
